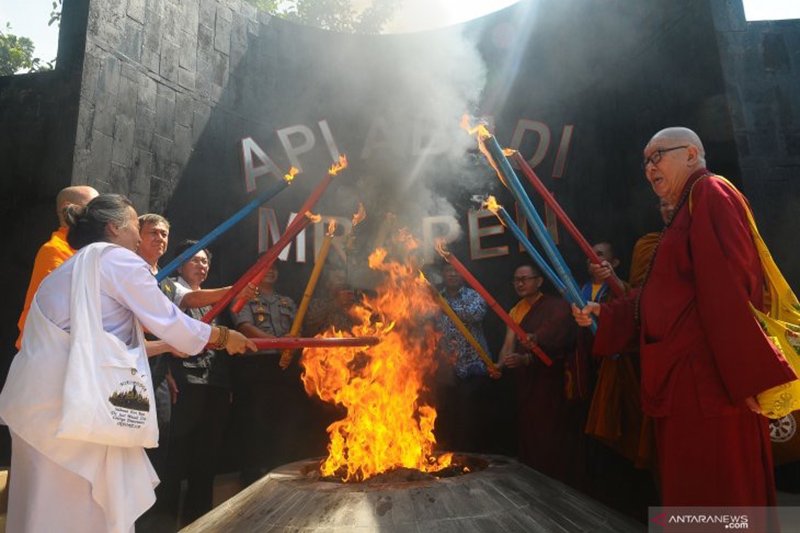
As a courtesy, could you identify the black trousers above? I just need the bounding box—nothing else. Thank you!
[161,383,230,526]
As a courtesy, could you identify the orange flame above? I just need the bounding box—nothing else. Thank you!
[482,196,507,227]
[305,211,322,223]
[351,203,366,228]
[284,166,299,183]
[483,195,501,214]
[434,238,449,259]
[328,154,348,176]
[301,241,452,481]
[459,114,491,140]
[502,148,517,157]
[326,218,337,237]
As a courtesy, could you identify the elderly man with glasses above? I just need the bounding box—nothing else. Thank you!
[573,127,795,508]
[499,263,583,489]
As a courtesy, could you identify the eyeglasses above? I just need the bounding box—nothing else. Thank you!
[642,145,688,169]
[512,275,541,284]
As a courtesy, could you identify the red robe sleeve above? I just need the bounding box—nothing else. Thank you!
[592,291,640,356]
[690,176,795,401]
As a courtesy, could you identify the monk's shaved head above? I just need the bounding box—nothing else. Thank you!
[649,127,706,166]
[56,186,99,226]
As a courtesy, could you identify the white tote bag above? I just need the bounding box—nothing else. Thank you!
[57,243,158,448]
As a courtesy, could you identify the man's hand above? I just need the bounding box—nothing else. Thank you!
[237,283,258,302]
[571,302,600,327]
[499,352,530,369]
[225,330,258,355]
[589,260,615,282]
[744,396,762,414]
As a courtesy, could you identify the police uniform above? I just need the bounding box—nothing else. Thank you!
[232,292,311,484]
[236,293,296,343]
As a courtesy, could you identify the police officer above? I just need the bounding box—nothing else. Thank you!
[231,262,304,485]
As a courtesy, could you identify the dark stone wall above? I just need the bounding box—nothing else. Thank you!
[72,0,263,214]
[2,0,799,386]
[711,0,800,288]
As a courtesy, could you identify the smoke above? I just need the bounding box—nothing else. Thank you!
[317,23,490,258]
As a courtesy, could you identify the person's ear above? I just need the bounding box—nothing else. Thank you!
[106,221,121,239]
[535,276,544,290]
[611,258,620,269]
[686,145,700,166]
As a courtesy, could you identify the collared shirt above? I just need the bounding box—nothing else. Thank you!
[438,286,492,378]
[169,277,229,388]
[233,292,296,354]
[17,227,75,349]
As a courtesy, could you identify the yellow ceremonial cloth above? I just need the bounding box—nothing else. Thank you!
[628,232,660,288]
[509,299,531,325]
[16,227,75,349]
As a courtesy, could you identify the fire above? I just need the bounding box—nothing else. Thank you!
[459,115,505,187]
[459,113,492,140]
[300,238,452,481]
[328,154,348,175]
[284,166,299,183]
[326,218,337,237]
[434,238,449,260]
[502,148,517,157]
[351,202,366,228]
[482,195,501,215]
[305,211,322,224]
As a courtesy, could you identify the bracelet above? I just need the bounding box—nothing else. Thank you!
[211,326,229,349]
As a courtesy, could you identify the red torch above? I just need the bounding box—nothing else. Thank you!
[510,150,625,297]
[436,242,552,366]
[201,155,348,323]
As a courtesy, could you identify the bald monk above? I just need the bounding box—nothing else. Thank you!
[16,185,98,349]
[574,127,796,507]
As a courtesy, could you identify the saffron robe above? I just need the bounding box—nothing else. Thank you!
[16,226,75,349]
[511,294,583,487]
[593,170,796,506]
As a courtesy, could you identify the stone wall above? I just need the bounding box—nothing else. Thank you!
[3,0,800,365]
[72,0,265,214]
[711,0,800,287]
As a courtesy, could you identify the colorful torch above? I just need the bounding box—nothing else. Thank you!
[420,271,500,378]
[482,196,597,333]
[279,218,338,369]
[436,242,552,366]
[156,167,298,282]
[202,155,347,322]
[510,150,625,297]
[462,117,591,329]
[251,336,380,351]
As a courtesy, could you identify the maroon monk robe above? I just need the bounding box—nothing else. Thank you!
[513,294,584,488]
[593,169,796,506]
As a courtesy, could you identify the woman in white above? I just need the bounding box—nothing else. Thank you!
[0,194,255,533]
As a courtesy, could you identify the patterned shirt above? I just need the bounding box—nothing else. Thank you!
[438,286,492,378]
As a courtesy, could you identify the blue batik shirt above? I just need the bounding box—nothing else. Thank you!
[438,286,492,378]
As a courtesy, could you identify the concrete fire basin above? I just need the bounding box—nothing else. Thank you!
[182,454,643,532]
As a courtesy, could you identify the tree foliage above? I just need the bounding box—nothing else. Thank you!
[244,0,400,34]
[0,24,44,76]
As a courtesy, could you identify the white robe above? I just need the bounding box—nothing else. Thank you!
[0,244,213,532]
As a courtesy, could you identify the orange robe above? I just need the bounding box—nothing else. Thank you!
[16,227,74,349]
[593,170,796,506]
[628,232,660,288]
